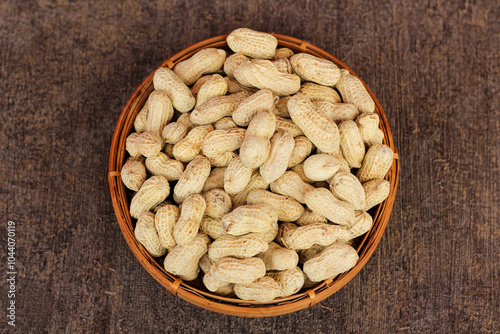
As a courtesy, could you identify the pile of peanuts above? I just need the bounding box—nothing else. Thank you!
[122,28,394,302]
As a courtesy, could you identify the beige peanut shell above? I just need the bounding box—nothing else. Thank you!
[161,122,188,144]
[246,189,304,222]
[204,188,232,219]
[291,163,315,184]
[137,131,165,158]
[195,74,228,108]
[295,208,328,226]
[239,110,276,169]
[275,116,304,137]
[314,101,359,123]
[134,101,149,132]
[224,76,257,94]
[164,232,210,281]
[126,132,142,158]
[303,154,341,181]
[224,157,253,195]
[155,204,179,249]
[288,136,314,168]
[134,212,167,257]
[174,48,226,85]
[173,194,207,245]
[298,82,341,104]
[200,216,226,239]
[145,152,184,181]
[362,179,390,211]
[221,203,278,236]
[230,171,269,208]
[330,172,366,211]
[232,89,277,126]
[278,222,351,250]
[270,171,314,204]
[190,91,251,125]
[356,144,394,183]
[274,96,291,118]
[121,157,146,191]
[227,28,278,59]
[356,112,384,147]
[273,47,295,59]
[223,52,249,78]
[257,242,299,271]
[260,131,295,184]
[173,125,213,163]
[130,175,170,219]
[208,233,268,261]
[210,257,267,284]
[290,53,341,86]
[206,151,238,167]
[147,90,174,137]
[303,242,359,282]
[234,276,281,302]
[201,128,246,158]
[267,267,305,297]
[304,187,355,227]
[336,69,375,113]
[339,120,365,168]
[203,167,227,192]
[153,67,196,113]
[214,117,238,130]
[173,155,211,203]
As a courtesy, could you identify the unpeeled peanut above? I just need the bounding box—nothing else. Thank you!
[174,48,226,85]
[173,155,211,203]
[290,53,341,86]
[303,242,359,282]
[239,110,276,169]
[147,90,174,137]
[190,91,250,125]
[298,82,341,104]
[145,152,184,181]
[362,179,390,211]
[208,233,268,261]
[209,257,266,284]
[257,242,299,271]
[230,171,269,208]
[223,52,249,78]
[173,194,206,245]
[234,276,281,302]
[314,101,359,123]
[134,101,148,132]
[246,189,304,222]
[356,112,384,147]
[155,204,179,249]
[203,188,232,219]
[273,47,294,59]
[161,122,188,144]
[260,131,295,184]
[330,172,366,211]
[278,222,351,250]
[304,188,355,227]
[153,67,195,113]
[214,117,238,130]
[267,267,305,297]
[356,144,394,183]
[126,132,142,157]
[287,136,314,168]
[303,154,340,181]
[339,120,365,168]
[135,212,166,257]
[164,232,210,280]
[221,203,278,236]
[200,216,225,239]
[203,167,227,192]
[270,171,314,204]
[224,157,253,195]
[275,116,304,137]
[137,131,165,157]
[227,28,278,59]
[195,74,228,107]
[232,89,276,126]
[201,128,246,158]
[130,175,170,219]
[173,125,213,163]
[336,69,375,113]
[295,208,328,226]
[206,151,238,167]
[121,157,146,191]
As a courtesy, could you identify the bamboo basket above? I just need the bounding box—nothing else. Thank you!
[108,34,400,317]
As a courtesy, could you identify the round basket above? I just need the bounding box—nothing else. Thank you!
[108,33,400,317]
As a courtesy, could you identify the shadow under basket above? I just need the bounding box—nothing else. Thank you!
[108,34,400,317]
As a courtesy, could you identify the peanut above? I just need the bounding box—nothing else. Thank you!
[201,128,246,158]
[145,152,184,181]
[257,242,299,271]
[232,89,277,126]
[234,276,281,302]
[153,67,196,113]
[314,101,359,123]
[130,175,170,219]
[204,188,232,219]
[190,91,251,125]
[303,243,358,282]
[270,171,314,203]
[260,131,295,184]
[339,120,365,168]
[230,171,269,207]
[233,59,301,96]
[356,112,384,147]
[272,58,293,74]
[164,143,175,159]
[147,90,174,137]
[214,117,238,130]
[298,82,341,104]
[174,48,226,85]
[206,151,238,167]
[153,200,174,213]
[199,253,214,274]
[247,189,304,222]
[173,155,211,203]
[173,125,213,163]
[161,122,188,144]
[278,222,351,250]
[134,101,148,132]
[275,116,304,137]
[347,211,373,239]
[209,257,266,284]
[126,132,142,157]
[173,194,206,245]
[336,69,375,113]
[221,203,278,236]
[274,96,291,118]
[155,204,179,249]
[227,28,278,59]
[203,167,227,192]
[224,157,253,195]
[137,131,165,157]
[239,110,276,169]
[190,75,214,97]
[330,172,366,211]
[290,53,341,86]
[356,144,394,183]
[164,232,210,280]
[267,267,305,297]
[304,188,355,227]
[287,93,340,153]
[362,179,390,211]
[224,76,257,94]
[195,74,228,107]
[259,219,279,243]
[200,216,226,239]
[273,47,294,59]
[121,157,146,191]
[291,163,314,184]
[223,52,249,78]
[208,233,268,261]
[287,136,314,168]
[303,154,341,181]
[134,212,167,257]
[295,208,328,226]
[299,244,326,263]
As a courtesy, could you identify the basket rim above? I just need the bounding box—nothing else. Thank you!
[108,33,400,317]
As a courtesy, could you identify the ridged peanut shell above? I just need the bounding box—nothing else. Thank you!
[199,253,214,274]
[221,204,278,236]
[190,75,213,98]
[195,74,228,107]
[214,117,238,130]
[173,155,211,203]
[173,194,206,245]
[201,128,246,158]
[134,101,148,132]
[291,163,314,184]
[137,131,165,158]
[247,189,304,222]
[290,53,341,86]
[206,151,238,167]
[211,257,266,284]
[121,157,146,191]
[155,204,179,249]
[356,112,384,147]
[145,152,184,181]
[232,89,277,126]
[299,244,326,263]
[267,267,305,297]
[134,212,166,257]
[147,90,174,137]
[275,116,304,137]
[208,233,268,261]
[233,59,301,96]
[161,122,188,144]
[330,172,366,211]
[362,179,390,211]
[303,154,341,181]
[173,125,213,163]
[273,47,295,59]
[223,52,249,78]
[336,69,375,113]
[303,243,359,282]
[230,171,269,208]
[304,188,355,227]
[234,276,281,302]
[224,76,257,94]
[278,222,351,250]
[339,120,365,168]
[272,58,293,74]
[174,48,226,85]
[295,208,328,226]
[299,82,341,104]
[274,96,291,118]
[130,176,170,219]
[204,188,232,219]
[153,67,195,113]
[270,171,314,204]
[203,167,227,192]
[260,131,295,184]
[287,93,340,153]
[191,91,251,125]
[356,144,394,182]
[348,211,373,239]
[224,157,253,195]
[239,110,276,169]
[257,242,299,271]
[200,216,226,240]
[164,232,210,280]
[227,28,278,59]
[315,101,359,123]
[287,136,314,168]
[126,132,142,157]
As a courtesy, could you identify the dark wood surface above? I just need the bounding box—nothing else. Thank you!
[1,1,498,332]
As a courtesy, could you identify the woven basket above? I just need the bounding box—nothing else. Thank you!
[108,34,400,317]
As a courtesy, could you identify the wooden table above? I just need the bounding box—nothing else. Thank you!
[1,1,498,332]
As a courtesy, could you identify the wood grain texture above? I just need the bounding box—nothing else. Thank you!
[0,0,498,332]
